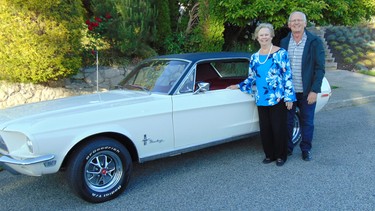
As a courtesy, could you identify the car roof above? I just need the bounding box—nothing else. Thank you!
[151,52,251,63]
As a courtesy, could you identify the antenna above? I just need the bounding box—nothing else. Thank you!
[96,49,99,92]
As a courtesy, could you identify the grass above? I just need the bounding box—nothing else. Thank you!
[359,70,375,76]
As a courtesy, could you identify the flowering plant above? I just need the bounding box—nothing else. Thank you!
[83,13,113,59]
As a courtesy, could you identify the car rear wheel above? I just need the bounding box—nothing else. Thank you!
[291,112,301,145]
[66,137,132,203]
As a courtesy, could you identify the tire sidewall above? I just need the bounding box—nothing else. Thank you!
[67,137,132,203]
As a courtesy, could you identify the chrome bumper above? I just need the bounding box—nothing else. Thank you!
[0,154,55,165]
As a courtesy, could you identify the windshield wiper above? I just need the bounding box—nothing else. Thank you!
[123,84,151,93]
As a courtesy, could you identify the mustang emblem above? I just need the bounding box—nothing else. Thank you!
[143,134,164,145]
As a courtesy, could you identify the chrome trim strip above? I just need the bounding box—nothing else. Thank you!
[139,133,258,163]
[0,154,55,165]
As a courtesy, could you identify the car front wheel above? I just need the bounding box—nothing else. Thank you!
[66,137,132,203]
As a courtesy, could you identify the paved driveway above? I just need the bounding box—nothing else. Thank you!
[1,102,375,210]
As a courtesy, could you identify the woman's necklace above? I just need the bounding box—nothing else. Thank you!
[257,44,273,65]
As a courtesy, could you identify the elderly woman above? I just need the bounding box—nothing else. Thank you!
[228,23,296,166]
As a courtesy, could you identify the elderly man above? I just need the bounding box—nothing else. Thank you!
[280,11,325,161]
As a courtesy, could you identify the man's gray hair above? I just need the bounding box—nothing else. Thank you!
[288,11,307,23]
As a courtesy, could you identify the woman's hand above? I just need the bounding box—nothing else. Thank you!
[285,102,293,110]
[227,85,238,90]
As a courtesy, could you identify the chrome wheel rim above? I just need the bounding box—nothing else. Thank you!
[84,150,123,192]
[292,114,301,144]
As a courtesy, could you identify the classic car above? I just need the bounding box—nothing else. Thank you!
[0,52,331,203]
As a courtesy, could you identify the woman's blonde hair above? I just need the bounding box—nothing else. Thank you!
[252,23,275,40]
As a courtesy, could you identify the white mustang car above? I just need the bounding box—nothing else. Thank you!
[0,52,331,203]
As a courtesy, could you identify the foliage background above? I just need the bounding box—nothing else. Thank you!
[0,0,374,84]
[0,0,84,83]
[325,22,375,74]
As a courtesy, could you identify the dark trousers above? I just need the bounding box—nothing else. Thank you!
[257,102,288,161]
[287,93,316,152]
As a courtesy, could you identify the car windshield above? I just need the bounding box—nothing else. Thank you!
[121,60,189,94]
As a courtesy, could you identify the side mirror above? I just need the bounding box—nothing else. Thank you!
[193,82,210,94]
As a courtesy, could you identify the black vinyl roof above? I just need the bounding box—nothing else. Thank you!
[150,52,251,63]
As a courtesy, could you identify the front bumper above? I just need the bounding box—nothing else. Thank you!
[0,154,55,176]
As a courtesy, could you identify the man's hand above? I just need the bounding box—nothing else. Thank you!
[307,92,317,104]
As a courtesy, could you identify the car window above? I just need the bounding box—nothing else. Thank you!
[178,68,196,94]
[210,60,249,78]
[192,60,249,91]
[121,60,189,93]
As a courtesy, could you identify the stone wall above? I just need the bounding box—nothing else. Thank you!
[0,66,131,109]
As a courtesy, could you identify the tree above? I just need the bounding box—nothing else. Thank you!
[321,0,375,25]
[189,0,224,52]
[216,0,375,29]
[87,0,157,60]
[215,0,375,50]
[154,0,172,54]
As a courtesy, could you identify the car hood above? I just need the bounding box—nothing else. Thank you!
[0,90,156,130]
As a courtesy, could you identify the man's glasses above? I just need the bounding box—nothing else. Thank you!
[289,19,305,23]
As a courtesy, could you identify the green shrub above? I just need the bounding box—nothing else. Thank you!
[344,57,353,63]
[87,0,158,60]
[360,27,371,35]
[326,34,336,41]
[351,38,365,45]
[363,34,371,41]
[357,52,365,57]
[362,59,373,66]
[334,46,344,51]
[334,29,344,37]
[342,44,351,49]
[350,55,358,61]
[337,36,346,43]
[0,0,84,83]
[154,0,172,54]
[368,41,375,47]
[355,47,364,52]
[184,0,224,52]
[365,51,375,58]
[356,61,365,66]
[354,63,368,71]
[351,29,360,36]
[329,41,339,46]
[344,49,354,55]
[165,32,187,54]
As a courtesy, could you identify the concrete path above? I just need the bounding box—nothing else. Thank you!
[324,69,375,110]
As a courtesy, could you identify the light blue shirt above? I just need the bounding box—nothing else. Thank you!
[239,48,296,106]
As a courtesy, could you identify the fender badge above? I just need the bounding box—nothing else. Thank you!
[143,134,164,146]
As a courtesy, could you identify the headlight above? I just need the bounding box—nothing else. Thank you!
[26,137,34,153]
[0,131,36,155]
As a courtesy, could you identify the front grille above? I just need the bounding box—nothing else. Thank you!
[0,135,9,153]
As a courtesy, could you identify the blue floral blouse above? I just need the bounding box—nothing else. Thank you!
[238,48,296,106]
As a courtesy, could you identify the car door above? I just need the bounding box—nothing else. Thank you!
[172,60,259,149]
